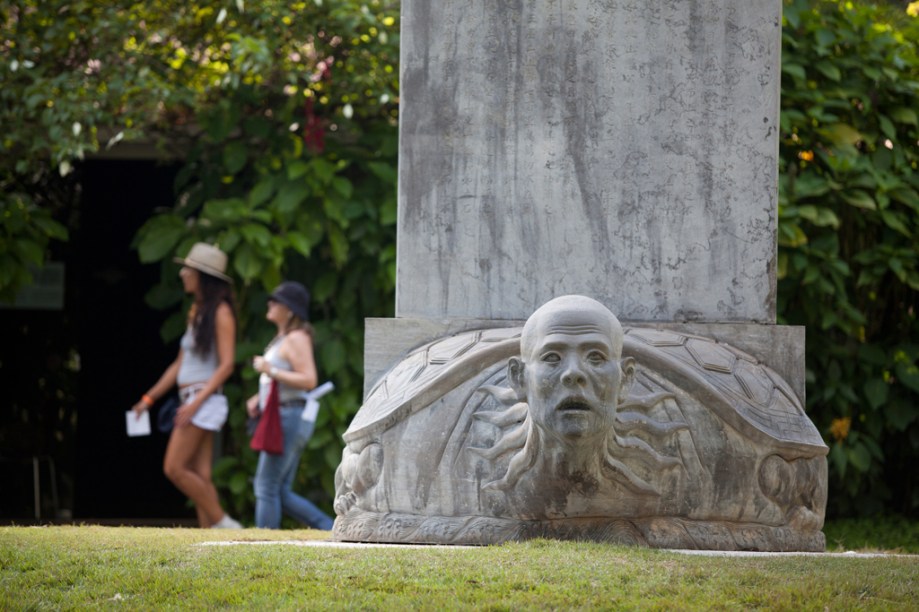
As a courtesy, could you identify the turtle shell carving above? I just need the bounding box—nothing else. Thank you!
[344,327,521,442]
[334,293,828,551]
[346,326,825,455]
[334,318,829,551]
[624,329,825,453]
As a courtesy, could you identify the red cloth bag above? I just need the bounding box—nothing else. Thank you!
[250,380,284,455]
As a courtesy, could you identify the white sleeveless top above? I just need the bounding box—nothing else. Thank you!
[258,335,308,408]
[177,326,218,385]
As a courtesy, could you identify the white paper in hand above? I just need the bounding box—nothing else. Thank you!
[126,410,151,437]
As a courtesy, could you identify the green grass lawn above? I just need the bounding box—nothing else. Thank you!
[1,524,916,610]
[823,516,919,554]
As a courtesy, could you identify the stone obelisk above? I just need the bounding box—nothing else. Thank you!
[365,0,802,398]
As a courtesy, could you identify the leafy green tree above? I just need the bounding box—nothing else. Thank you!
[3,0,399,519]
[126,1,400,515]
[779,0,919,516]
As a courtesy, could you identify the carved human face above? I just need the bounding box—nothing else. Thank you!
[511,298,632,442]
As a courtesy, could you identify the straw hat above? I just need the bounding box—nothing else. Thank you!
[173,243,231,282]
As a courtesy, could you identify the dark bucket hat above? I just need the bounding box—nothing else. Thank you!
[269,281,310,320]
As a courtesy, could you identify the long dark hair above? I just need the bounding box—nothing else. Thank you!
[190,273,236,356]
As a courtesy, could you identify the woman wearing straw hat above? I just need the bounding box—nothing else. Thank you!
[246,281,334,529]
[132,242,242,529]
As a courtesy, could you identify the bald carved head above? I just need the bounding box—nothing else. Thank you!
[509,295,633,443]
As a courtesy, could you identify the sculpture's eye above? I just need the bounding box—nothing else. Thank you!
[586,351,608,365]
[541,352,561,364]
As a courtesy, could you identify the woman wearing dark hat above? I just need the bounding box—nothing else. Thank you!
[132,242,242,529]
[247,281,334,529]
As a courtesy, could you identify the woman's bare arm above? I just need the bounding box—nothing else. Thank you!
[272,330,318,391]
[132,352,182,416]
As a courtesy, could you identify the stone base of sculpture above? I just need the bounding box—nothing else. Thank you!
[334,296,828,551]
[334,513,825,551]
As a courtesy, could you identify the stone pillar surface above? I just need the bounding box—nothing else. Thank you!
[397,1,781,323]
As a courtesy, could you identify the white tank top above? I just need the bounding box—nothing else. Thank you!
[258,335,308,407]
[177,326,218,385]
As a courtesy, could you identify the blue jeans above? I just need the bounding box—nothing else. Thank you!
[253,407,333,529]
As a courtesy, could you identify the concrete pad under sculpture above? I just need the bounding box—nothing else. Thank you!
[333,296,828,551]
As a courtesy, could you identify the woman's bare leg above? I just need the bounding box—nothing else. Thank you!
[195,507,208,528]
[163,425,224,527]
[192,432,225,526]
[193,435,212,528]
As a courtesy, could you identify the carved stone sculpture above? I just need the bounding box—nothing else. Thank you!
[333,296,828,551]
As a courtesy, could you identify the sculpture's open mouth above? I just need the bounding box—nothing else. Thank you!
[557,397,592,412]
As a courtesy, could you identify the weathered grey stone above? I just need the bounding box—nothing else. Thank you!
[335,0,826,552]
[363,318,805,403]
[334,296,828,551]
[397,1,781,323]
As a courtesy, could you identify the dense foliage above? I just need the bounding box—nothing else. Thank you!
[778,0,919,516]
[125,1,400,513]
[2,0,399,518]
[2,1,917,520]
[144,1,398,514]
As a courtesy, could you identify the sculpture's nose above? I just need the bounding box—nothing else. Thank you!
[561,357,587,386]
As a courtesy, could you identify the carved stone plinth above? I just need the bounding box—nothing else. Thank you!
[333,296,828,551]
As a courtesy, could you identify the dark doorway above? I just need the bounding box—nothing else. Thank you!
[0,158,193,522]
[73,159,188,520]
